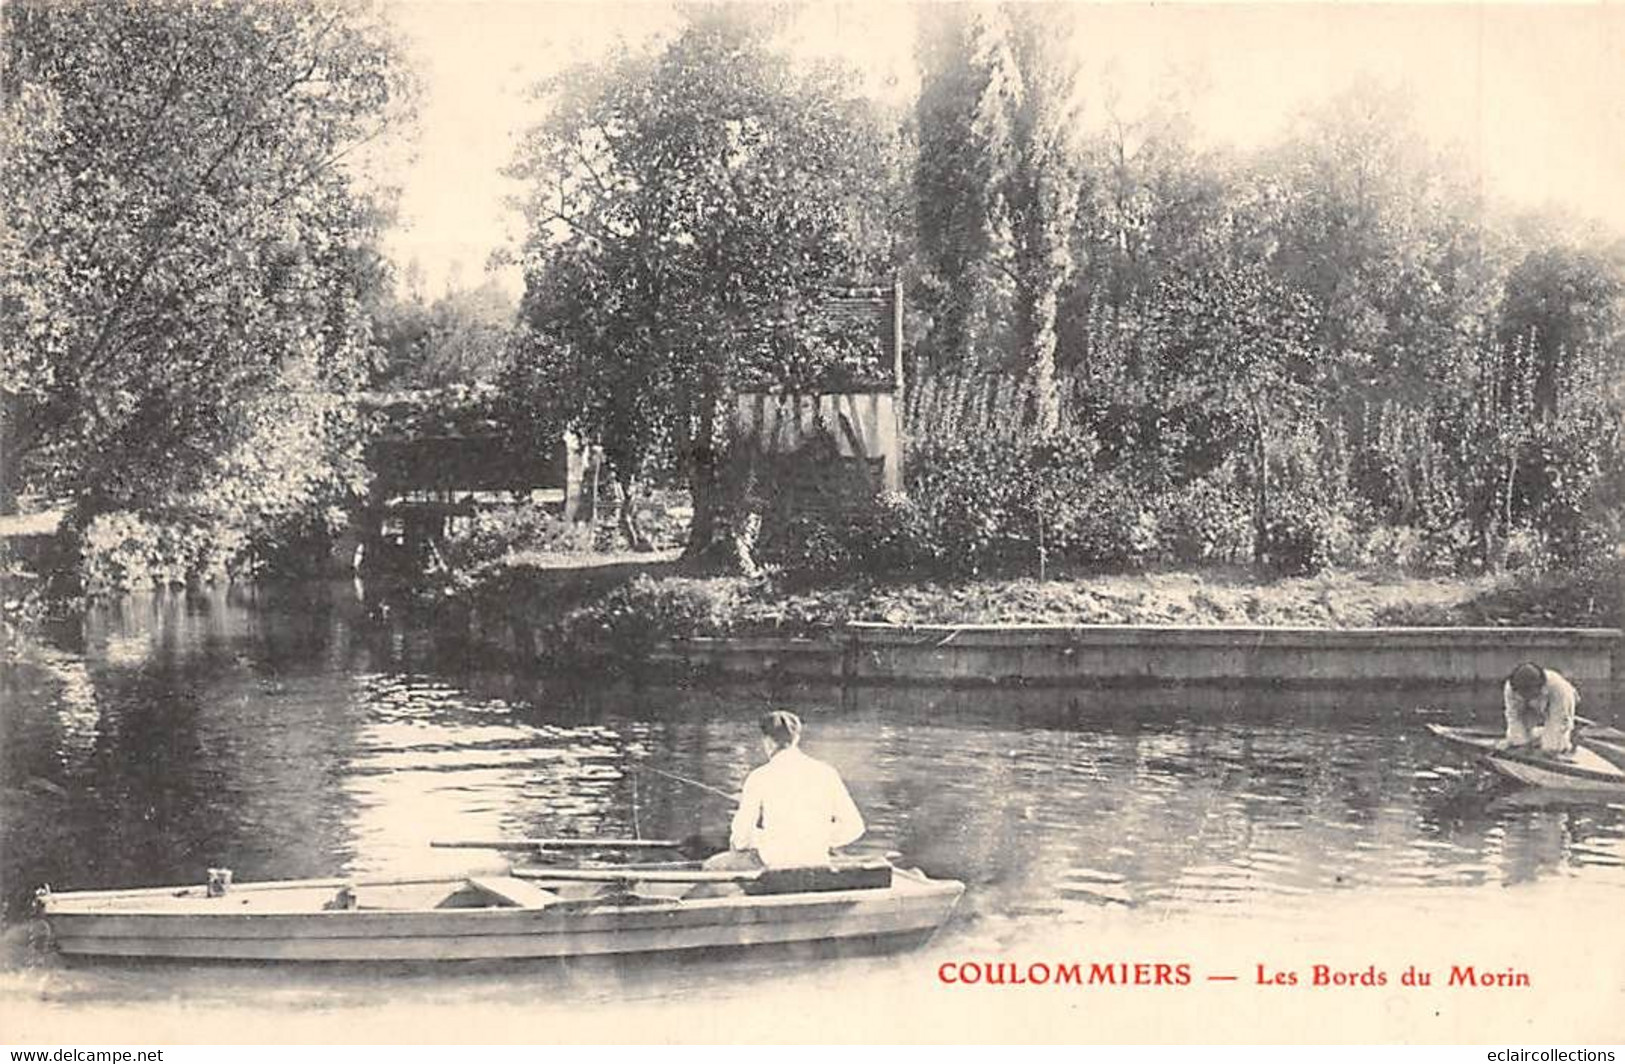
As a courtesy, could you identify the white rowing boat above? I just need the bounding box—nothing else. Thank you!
[1423,723,1625,794]
[33,859,965,963]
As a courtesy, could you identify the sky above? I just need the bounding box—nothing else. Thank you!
[380,1,1625,298]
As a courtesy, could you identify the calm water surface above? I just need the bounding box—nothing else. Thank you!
[4,583,1623,974]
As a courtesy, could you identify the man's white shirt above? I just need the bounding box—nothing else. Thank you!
[1502,669,1579,753]
[730,745,865,868]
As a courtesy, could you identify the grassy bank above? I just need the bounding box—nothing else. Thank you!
[471,556,1624,662]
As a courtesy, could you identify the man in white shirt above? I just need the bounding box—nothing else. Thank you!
[706,710,865,871]
[1500,662,1578,755]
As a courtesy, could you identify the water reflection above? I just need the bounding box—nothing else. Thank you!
[2,584,1623,937]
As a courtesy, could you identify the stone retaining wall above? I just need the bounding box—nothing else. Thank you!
[630,623,1621,688]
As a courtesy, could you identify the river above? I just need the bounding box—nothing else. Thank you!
[3,582,1622,1042]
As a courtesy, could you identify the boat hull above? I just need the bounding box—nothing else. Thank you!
[38,869,964,963]
[1424,723,1625,794]
[1480,756,1625,793]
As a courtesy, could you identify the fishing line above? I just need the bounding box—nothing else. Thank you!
[638,764,739,802]
[631,764,642,839]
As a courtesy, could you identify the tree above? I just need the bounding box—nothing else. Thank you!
[509,10,898,564]
[1064,89,1237,356]
[0,0,417,523]
[914,3,1084,432]
[913,5,1016,373]
[1143,261,1322,563]
[507,243,670,547]
[373,278,518,389]
[1264,82,1504,405]
[1251,81,1515,535]
[1000,7,1082,436]
[1497,241,1624,419]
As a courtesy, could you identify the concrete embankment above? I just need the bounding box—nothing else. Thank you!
[470,608,1621,689]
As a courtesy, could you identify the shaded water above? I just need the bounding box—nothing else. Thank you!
[3,583,1623,955]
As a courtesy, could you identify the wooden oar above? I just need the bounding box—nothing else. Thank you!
[431,837,687,851]
[512,866,763,884]
[1577,716,1625,742]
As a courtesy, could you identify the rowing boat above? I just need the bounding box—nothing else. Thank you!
[1423,723,1625,793]
[33,859,965,963]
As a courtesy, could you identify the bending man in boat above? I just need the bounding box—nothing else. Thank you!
[1500,662,1578,755]
[705,710,865,872]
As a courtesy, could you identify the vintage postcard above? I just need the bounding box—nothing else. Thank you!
[2,0,1622,1047]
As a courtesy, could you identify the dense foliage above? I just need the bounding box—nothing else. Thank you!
[507,4,1624,586]
[506,11,905,565]
[439,505,593,573]
[915,6,1085,432]
[528,555,1625,663]
[897,9,1625,582]
[7,2,1621,596]
[371,277,517,389]
[1,0,417,586]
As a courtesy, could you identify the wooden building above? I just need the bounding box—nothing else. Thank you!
[731,282,905,510]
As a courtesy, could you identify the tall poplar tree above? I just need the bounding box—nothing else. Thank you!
[914,4,1081,434]
[914,5,1014,373]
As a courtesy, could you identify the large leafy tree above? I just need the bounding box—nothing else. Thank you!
[509,11,899,563]
[1065,93,1236,344]
[0,0,416,520]
[1264,82,1505,406]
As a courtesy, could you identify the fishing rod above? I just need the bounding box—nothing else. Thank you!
[637,764,739,803]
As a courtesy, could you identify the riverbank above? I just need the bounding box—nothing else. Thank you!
[489,556,1623,634]
[458,556,1625,687]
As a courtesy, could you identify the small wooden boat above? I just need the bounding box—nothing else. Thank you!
[33,859,965,963]
[1423,723,1625,794]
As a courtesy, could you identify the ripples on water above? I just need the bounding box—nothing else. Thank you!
[3,584,1623,939]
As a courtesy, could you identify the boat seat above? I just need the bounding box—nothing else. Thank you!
[462,876,560,909]
[546,891,683,912]
[744,860,893,896]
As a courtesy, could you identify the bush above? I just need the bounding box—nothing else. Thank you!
[77,510,248,594]
[1450,555,1624,628]
[1261,497,1335,576]
[759,430,1203,577]
[756,493,925,581]
[902,430,1107,574]
[1345,524,1421,572]
[558,573,749,654]
[756,509,862,579]
[1521,426,1620,569]
[903,438,1035,573]
[442,505,592,571]
[250,506,352,578]
[1047,473,1161,568]
[1153,475,1254,564]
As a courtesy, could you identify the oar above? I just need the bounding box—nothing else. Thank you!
[431,837,687,851]
[1577,716,1625,742]
[512,866,763,884]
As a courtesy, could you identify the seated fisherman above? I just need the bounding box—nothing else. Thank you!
[1500,662,1578,756]
[705,710,865,871]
